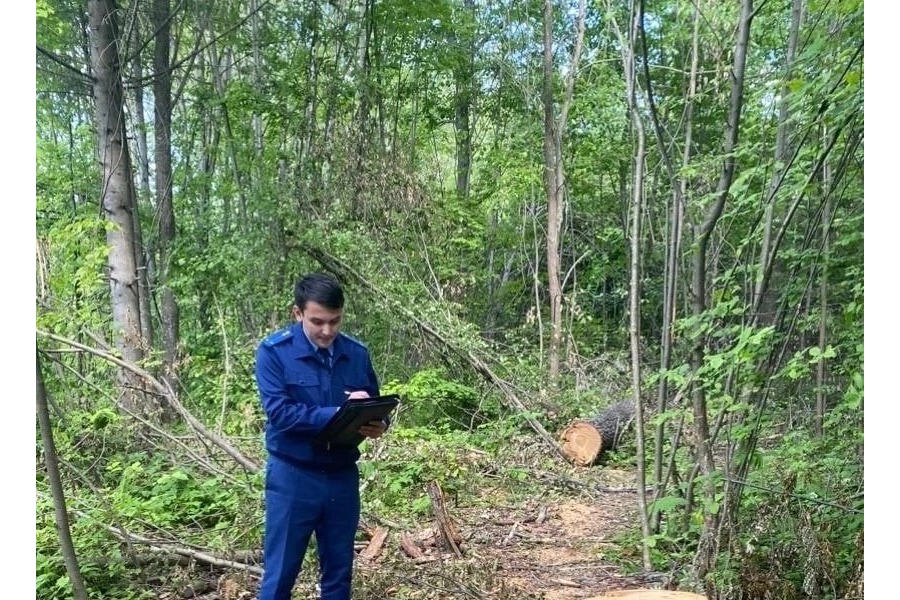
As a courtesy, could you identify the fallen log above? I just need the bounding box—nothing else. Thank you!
[559,420,604,466]
[559,400,635,466]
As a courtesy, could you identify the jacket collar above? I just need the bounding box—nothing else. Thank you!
[290,322,346,361]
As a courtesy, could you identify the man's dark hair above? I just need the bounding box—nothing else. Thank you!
[294,272,345,310]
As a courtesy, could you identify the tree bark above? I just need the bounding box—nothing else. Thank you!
[609,0,651,569]
[37,351,89,600]
[453,0,476,204]
[153,0,180,392]
[690,0,754,583]
[646,0,698,534]
[88,0,147,413]
[541,0,562,387]
[541,0,585,389]
[816,124,832,438]
[754,0,803,323]
[126,18,156,347]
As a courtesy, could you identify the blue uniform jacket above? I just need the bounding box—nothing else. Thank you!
[255,323,380,468]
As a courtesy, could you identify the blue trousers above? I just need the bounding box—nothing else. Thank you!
[258,457,361,600]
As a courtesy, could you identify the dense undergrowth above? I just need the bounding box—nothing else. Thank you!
[36,362,863,600]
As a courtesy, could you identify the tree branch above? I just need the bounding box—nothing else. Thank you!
[37,329,262,473]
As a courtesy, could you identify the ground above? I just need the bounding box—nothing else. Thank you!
[163,461,683,599]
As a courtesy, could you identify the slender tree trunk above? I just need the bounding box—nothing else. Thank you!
[649,0,698,534]
[816,124,832,438]
[541,0,563,387]
[626,20,651,574]
[453,0,475,203]
[351,0,373,218]
[250,0,264,154]
[129,27,152,201]
[610,0,652,568]
[541,0,585,388]
[206,35,246,234]
[88,0,147,412]
[126,21,156,348]
[302,3,321,197]
[690,0,754,584]
[755,0,803,324]
[37,352,89,600]
[153,0,180,390]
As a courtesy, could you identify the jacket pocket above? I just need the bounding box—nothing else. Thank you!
[284,369,322,404]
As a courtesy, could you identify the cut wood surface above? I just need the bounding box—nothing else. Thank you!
[559,420,603,466]
[559,401,637,465]
[590,591,706,599]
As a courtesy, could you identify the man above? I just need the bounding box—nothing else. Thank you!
[255,272,386,600]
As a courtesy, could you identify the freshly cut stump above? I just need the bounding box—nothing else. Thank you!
[559,420,603,466]
[591,591,707,599]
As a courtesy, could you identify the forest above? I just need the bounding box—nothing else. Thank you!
[35,0,864,598]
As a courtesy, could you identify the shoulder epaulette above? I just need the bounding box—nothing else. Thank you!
[262,328,294,347]
[338,332,368,350]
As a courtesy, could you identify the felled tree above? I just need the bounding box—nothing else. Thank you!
[559,400,636,466]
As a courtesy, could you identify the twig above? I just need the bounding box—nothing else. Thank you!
[502,522,519,546]
[723,476,862,513]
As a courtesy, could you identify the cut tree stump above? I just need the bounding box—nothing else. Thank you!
[426,480,464,557]
[559,400,636,466]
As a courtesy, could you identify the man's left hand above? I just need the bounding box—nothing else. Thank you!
[358,420,387,439]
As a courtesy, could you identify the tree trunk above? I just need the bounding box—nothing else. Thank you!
[126,18,156,347]
[37,352,89,600]
[541,0,585,389]
[559,400,636,465]
[754,0,803,324]
[609,0,651,569]
[351,0,374,218]
[541,0,562,387]
[453,0,475,204]
[88,0,147,413]
[648,0,698,534]
[153,0,180,392]
[816,124,832,438]
[690,0,754,584]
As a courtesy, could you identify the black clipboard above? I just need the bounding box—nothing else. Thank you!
[314,394,400,447]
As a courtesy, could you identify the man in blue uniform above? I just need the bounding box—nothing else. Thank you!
[255,273,386,600]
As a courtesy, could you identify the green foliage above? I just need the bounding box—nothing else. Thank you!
[382,369,499,430]
[360,425,488,517]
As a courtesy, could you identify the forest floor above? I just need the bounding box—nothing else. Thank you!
[167,452,689,600]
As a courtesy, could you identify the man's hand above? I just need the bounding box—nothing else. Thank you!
[358,420,387,439]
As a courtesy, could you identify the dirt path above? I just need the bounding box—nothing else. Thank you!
[345,465,669,600]
[452,467,662,599]
[177,465,668,599]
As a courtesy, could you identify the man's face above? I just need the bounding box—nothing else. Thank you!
[294,300,343,349]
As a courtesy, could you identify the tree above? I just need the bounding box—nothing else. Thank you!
[37,351,89,600]
[88,0,148,413]
[153,0,181,388]
[688,0,754,583]
[541,0,586,388]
